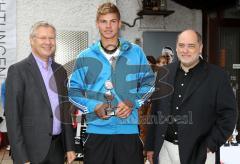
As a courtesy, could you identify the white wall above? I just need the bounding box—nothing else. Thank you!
[16,0,115,61]
[16,0,201,61]
[118,0,202,44]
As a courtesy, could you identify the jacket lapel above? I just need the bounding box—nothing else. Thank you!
[182,61,208,103]
[165,62,179,102]
[27,54,52,109]
[167,62,179,86]
[51,62,67,123]
[51,62,61,101]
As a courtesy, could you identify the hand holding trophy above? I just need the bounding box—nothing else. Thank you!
[104,80,115,116]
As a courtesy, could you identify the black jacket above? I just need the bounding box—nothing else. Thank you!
[5,54,75,163]
[145,60,237,164]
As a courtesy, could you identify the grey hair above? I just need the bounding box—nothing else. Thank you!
[30,21,56,38]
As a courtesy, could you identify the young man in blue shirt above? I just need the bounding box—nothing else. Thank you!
[68,3,155,164]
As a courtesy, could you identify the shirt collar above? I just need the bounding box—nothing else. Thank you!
[178,58,204,74]
[33,53,53,70]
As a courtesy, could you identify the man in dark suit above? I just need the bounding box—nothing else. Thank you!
[5,21,76,164]
[145,29,237,164]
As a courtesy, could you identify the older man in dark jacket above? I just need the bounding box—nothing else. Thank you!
[145,29,237,164]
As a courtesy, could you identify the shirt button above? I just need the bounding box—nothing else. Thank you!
[162,134,165,137]
[178,95,182,98]
[185,73,187,76]
[174,132,178,135]
[176,106,179,110]
[181,83,184,86]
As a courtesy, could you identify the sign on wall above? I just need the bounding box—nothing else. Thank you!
[0,0,16,79]
[233,64,240,69]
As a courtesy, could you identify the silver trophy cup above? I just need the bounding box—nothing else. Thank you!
[104,81,115,116]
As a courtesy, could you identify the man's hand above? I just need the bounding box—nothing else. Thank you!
[66,151,76,164]
[116,100,133,118]
[146,151,154,164]
[94,103,110,119]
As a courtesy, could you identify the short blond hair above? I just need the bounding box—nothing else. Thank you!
[96,2,120,21]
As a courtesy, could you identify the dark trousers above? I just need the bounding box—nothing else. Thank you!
[84,134,144,164]
[39,135,64,164]
[13,135,64,164]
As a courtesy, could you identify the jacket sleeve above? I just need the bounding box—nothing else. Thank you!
[68,56,101,113]
[206,72,237,152]
[5,65,29,163]
[144,101,157,151]
[59,67,76,152]
[134,48,155,109]
[62,101,76,152]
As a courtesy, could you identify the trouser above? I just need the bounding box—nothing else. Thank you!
[13,135,64,164]
[84,134,144,164]
[158,140,215,164]
[39,135,64,164]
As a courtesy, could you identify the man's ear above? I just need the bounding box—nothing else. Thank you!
[30,37,34,47]
[200,44,203,54]
[96,20,99,30]
[118,20,122,29]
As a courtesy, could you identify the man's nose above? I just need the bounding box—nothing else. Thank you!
[106,22,111,28]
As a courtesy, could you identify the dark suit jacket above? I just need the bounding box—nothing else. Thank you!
[5,54,75,163]
[145,60,237,164]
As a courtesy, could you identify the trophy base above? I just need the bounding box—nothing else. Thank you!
[105,109,115,116]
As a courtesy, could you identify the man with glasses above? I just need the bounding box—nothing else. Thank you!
[5,21,76,164]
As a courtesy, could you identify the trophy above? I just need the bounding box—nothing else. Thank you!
[104,80,115,116]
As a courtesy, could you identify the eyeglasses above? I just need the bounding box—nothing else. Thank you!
[34,36,56,41]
